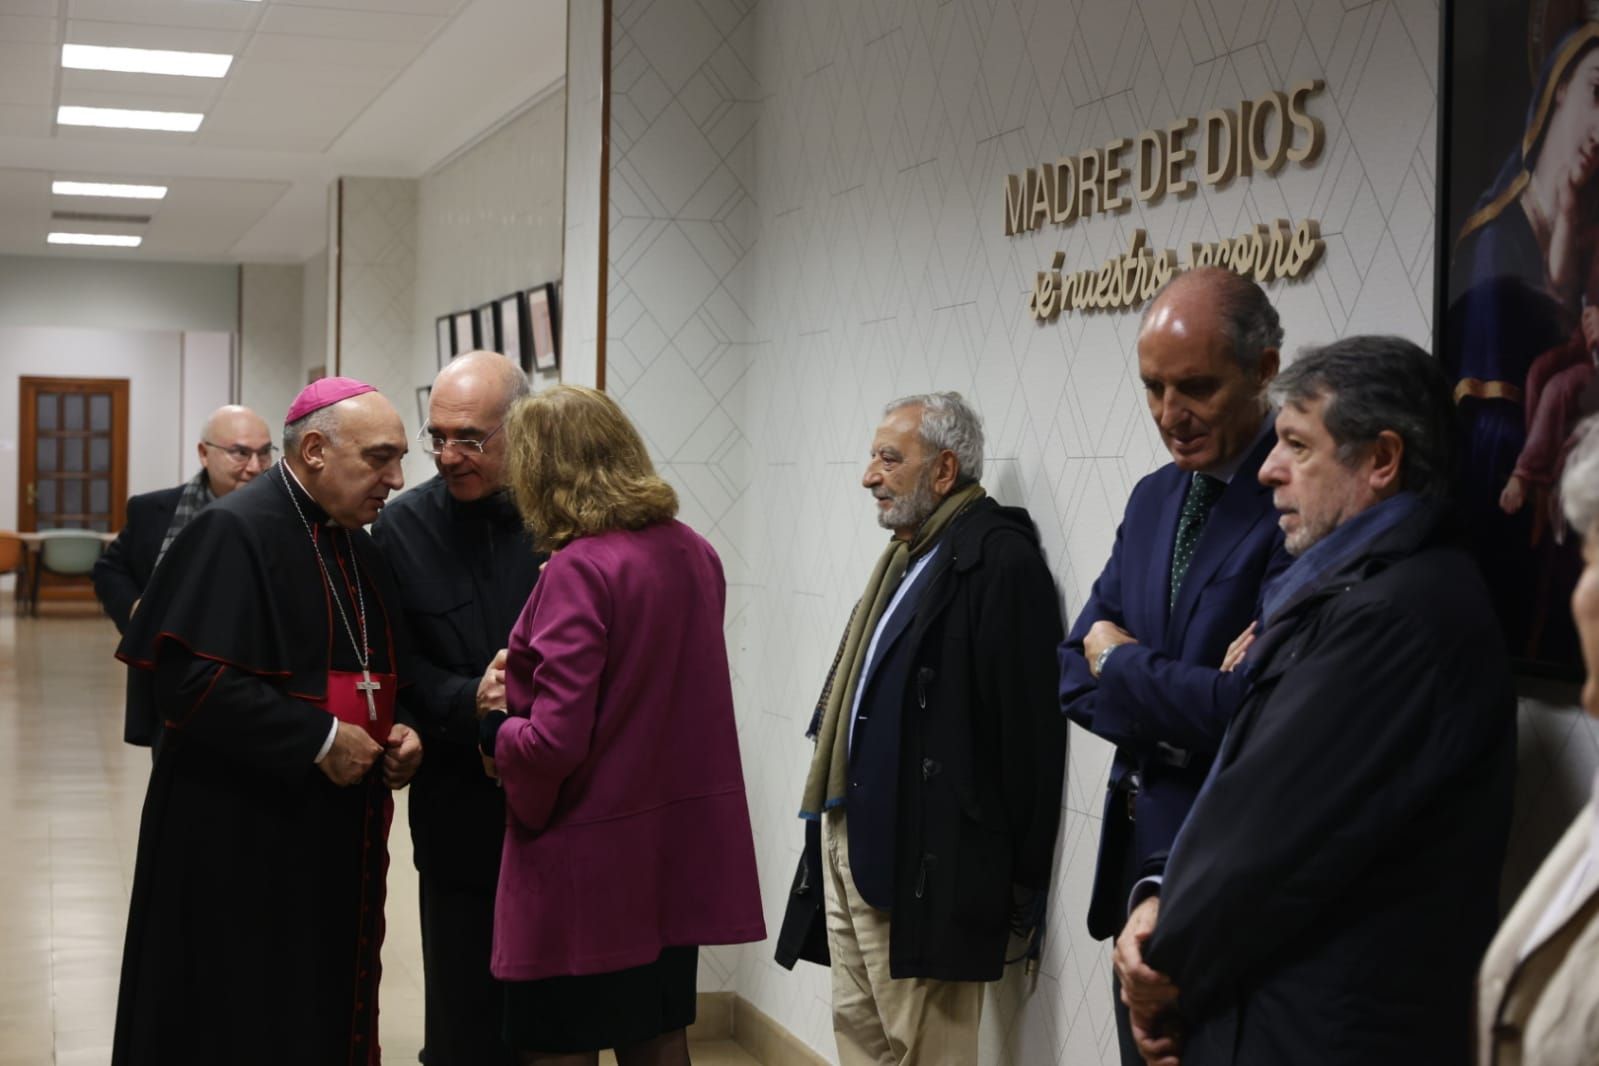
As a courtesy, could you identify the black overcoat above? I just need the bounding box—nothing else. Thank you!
[1144,499,1517,1066]
[780,497,1067,980]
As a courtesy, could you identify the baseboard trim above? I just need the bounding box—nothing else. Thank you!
[690,992,828,1064]
[731,995,830,1066]
[689,991,735,1041]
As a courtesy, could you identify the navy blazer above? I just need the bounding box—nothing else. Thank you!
[845,549,939,910]
[1060,426,1288,939]
[93,485,182,635]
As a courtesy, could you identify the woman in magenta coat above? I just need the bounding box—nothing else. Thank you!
[478,384,765,1065]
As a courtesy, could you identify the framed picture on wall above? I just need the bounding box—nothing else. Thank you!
[475,303,499,353]
[416,386,431,426]
[1436,0,1594,677]
[435,316,453,368]
[528,282,559,371]
[452,311,475,354]
[306,365,325,384]
[497,291,529,371]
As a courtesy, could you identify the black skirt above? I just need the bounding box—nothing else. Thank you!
[501,946,699,1053]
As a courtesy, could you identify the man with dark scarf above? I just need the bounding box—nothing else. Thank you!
[94,403,275,747]
[371,351,543,1066]
[782,391,1066,1065]
[1114,338,1517,1066]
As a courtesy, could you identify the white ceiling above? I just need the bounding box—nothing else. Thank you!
[0,0,567,263]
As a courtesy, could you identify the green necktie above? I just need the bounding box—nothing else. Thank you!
[1170,473,1224,609]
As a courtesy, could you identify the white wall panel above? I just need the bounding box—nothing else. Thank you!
[599,1,1599,1062]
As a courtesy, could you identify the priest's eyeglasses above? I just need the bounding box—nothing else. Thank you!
[417,423,505,456]
[203,441,277,464]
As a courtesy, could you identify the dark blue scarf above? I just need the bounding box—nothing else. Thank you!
[1260,491,1424,627]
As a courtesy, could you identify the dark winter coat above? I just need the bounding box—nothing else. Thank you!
[778,496,1067,980]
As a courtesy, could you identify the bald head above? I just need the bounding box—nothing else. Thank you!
[428,351,529,501]
[1137,268,1281,473]
[1139,267,1282,374]
[284,391,408,528]
[197,404,273,496]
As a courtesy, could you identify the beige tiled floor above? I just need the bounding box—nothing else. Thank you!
[0,601,759,1066]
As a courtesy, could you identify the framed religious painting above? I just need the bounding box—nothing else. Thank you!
[528,282,560,371]
[435,316,453,368]
[496,291,529,372]
[452,310,475,354]
[1436,0,1597,677]
[475,303,499,353]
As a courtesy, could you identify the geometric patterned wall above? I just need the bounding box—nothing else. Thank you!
[602,2,1599,1062]
[336,177,420,473]
[239,262,305,429]
[605,0,763,1000]
[411,90,567,485]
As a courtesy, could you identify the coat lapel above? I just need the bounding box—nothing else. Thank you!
[1168,430,1276,644]
[1513,807,1599,966]
[855,552,943,702]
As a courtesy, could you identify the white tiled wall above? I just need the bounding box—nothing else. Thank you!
[302,248,330,383]
[337,177,421,467]
[605,0,761,1000]
[239,263,305,429]
[598,1,1599,1063]
[411,89,568,486]
[562,0,608,389]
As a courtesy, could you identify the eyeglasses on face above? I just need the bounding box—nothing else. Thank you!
[203,441,277,464]
[417,422,505,456]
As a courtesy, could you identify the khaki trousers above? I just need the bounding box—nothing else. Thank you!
[821,810,982,1066]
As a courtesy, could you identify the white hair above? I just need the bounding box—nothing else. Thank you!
[883,391,985,484]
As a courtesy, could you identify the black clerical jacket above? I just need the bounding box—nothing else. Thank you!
[371,475,543,886]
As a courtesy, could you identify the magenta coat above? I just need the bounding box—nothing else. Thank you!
[491,520,766,981]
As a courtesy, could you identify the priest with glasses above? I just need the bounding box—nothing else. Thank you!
[373,351,543,1066]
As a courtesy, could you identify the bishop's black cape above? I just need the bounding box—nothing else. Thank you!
[110,464,410,1066]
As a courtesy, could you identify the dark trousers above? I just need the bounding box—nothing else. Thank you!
[1109,786,1144,1066]
[419,873,515,1066]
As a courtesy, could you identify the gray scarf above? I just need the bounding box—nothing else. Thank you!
[154,469,215,572]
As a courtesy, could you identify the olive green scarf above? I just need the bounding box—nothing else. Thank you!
[799,482,986,818]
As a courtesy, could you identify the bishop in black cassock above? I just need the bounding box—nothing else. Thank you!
[111,379,421,1066]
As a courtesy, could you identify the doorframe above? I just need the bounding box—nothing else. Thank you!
[18,375,131,532]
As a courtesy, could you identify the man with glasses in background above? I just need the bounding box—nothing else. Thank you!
[95,403,274,746]
[372,350,544,1066]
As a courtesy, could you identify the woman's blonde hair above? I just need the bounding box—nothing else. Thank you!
[506,384,678,551]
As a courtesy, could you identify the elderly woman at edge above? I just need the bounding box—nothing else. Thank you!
[477,384,765,1066]
[1478,415,1599,1065]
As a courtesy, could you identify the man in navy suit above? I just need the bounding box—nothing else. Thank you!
[1059,267,1289,1066]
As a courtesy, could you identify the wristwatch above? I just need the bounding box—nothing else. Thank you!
[1093,644,1118,678]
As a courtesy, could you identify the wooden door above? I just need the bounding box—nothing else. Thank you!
[19,376,129,533]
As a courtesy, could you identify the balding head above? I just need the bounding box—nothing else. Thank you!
[1137,268,1281,473]
[197,404,274,496]
[284,391,408,528]
[427,351,530,501]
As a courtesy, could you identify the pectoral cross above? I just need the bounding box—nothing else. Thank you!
[356,669,381,723]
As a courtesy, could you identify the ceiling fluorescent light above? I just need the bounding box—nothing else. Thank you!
[52,181,168,200]
[62,43,232,79]
[48,232,143,248]
[57,106,203,133]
